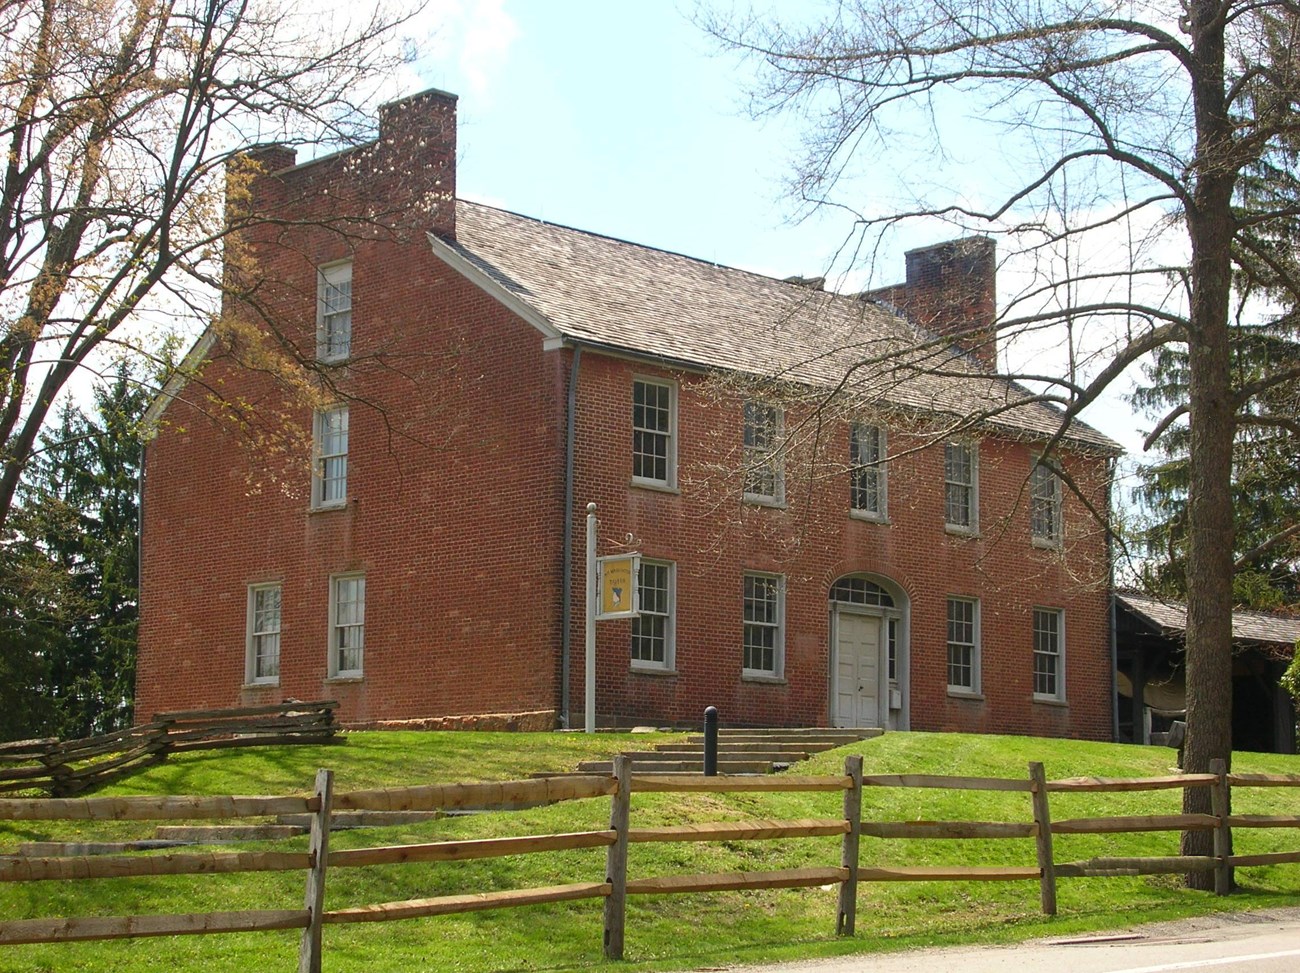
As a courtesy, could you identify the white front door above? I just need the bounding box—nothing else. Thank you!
[835,612,884,728]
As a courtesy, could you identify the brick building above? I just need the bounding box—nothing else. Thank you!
[138,88,1120,736]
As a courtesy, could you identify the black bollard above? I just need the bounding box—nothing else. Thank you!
[703,706,719,776]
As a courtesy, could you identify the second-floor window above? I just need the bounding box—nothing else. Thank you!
[313,405,349,509]
[317,262,352,362]
[1030,461,1062,546]
[743,401,783,503]
[632,379,675,487]
[850,422,886,518]
[944,441,977,530]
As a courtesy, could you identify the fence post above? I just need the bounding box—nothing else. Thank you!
[836,753,864,936]
[298,768,334,973]
[1028,762,1056,916]
[1209,757,1232,895]
[603,755,631,960]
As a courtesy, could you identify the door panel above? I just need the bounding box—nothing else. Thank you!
[835,613,882,728]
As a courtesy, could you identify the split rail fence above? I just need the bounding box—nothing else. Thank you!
[0,702,340,797]
[0,755,1298,971]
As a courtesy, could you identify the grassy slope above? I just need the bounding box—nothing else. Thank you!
[1,730,1299,973]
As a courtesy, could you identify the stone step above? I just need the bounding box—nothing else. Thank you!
[577,759,774,775]
[18,840,191,857]
[636,749,811,763]
[277,810,445,830]
[684,734,872,748]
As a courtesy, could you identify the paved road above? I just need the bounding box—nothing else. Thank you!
[725,908,1300,973]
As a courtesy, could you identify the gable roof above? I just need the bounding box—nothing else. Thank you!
[1116,591,1300,647]
[433,200,1120,453]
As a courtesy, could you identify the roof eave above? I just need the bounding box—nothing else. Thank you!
[426,231,561,342]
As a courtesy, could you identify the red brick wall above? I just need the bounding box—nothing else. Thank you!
[137,95,567,724]
[568,355,1113,739]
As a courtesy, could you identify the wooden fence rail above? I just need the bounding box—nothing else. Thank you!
[2,755,1300,968]
[0,702,340,797]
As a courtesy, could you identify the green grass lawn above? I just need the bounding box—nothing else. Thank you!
[1,730,1298,973]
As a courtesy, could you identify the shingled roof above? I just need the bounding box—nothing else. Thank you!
[1117,591,1300,647]
[432,200,1120,453]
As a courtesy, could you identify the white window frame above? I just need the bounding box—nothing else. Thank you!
[1030,460,1063,547]
[850,422,887,520]
[631,559,675,671]
[946,596,981,694]
[1033,607,1066,701]
[245,583,282,685]
[944,440,979,532]
[316,261,353,363]
[329,573,366,678]
[743,401,784,505]
[742,571,785,678]
[312,405,349,509]
[631,378,677,489]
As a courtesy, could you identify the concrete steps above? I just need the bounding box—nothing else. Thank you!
[582,726,883,777]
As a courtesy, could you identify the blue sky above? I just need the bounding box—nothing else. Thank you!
[385,1,1151,464]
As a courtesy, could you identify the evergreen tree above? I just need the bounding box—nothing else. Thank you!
[1,363,146,739]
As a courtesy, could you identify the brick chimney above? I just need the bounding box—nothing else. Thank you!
[375,88,458,240]
[863,237,998,369]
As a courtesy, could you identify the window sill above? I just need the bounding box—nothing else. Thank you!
[1031,536,1063,551]
[1033,695,1068,708]
[630,665,677,677]
[850,510,889,524]
[944,524,980,538]
[742,673,787,685]
[325,675,364,684]
[630,480,681,495]
[309,501,349,515]
[744,495,786,510]
[947,690,984,701]
[242,681,280,690]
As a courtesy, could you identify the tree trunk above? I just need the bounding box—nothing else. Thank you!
[1180,0,1237,892]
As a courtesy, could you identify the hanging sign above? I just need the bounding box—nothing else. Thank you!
[596,554,641,620]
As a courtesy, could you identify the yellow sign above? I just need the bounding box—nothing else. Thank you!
[597,554,640,620]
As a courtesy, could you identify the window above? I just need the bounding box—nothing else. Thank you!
[631,560,674,669]
[947,597,979,693]
[1030,461,1062,546]
[743,572,784,676]
[246,584,281,684]
[887,617,899,683]
[1033,608,1065,700]
[632,379,675,487]
[317,262,352,362]
[743,401,784,502]
[850,423,886,518]
[330,574,365,677]
[944,441,978,530]
[830,577,894,608]
[313,406,349,508]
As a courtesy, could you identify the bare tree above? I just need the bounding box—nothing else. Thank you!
[706,0,1300,888]
[0,0,424,531]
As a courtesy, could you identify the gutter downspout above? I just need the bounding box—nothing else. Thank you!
[1108,456,1120,743]
[560,346,582,729]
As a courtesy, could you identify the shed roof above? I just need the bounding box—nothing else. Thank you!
[1116,591,1300,647]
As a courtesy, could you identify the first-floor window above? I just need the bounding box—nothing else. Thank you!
[631,560,674,668]
[247,584,281,683]
[947,597,979,693]
[331,574,365,676]
[1033,608,1064,699]
[743,572,784,676]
